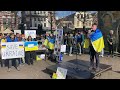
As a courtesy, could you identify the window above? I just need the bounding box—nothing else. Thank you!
[77,14,79,19]
[35,23,37,27]
[30,23,32,27]
[34,11,36,14]
[87,14,89,19]
[3,18,7,24]
[38,18,40,21]
[77,21,79,27]
[89,22,91,26]
[34,18,36,21]
[40,11,42,14]
[81,14,83,18]
[44,11,46,14]
[8,18,11,25]
[44,23,46,27]
[44,18,46,21]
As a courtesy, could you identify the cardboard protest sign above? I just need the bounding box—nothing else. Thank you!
[1,42,24,59]
[25,30,36,39]
[14,30,21,35]
[56,67,67,79]
[60,45,66,52]
[25,41,38,51]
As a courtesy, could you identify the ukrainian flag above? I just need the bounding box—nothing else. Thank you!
[44,39,49,47]
[90,29,104,52]
[25,41,38,51]
[83,39,90,49]
[19,44,24,48]
[2,45,6,48]
[48,38,55,50]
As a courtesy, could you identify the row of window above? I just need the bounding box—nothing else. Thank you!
[34,11,46,14]
[77,14,90,19]
[34,17,46,21]
[33,23,46,27]
[77,21,92,27]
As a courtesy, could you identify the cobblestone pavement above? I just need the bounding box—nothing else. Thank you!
[0,54,120,79]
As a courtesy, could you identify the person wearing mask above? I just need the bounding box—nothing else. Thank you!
[25,36,35,65]
[88,23,104,72]
[67,33,74,56]
[6,34,20,72]
[107,30,115,57]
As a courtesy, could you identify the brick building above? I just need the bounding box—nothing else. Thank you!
[0,11,20,32]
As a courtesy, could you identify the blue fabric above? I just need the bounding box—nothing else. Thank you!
[48,38,55,44]
[24,41,38,47]
[76,35,81,42]
[6,36,18,42]
[90,29,103,42]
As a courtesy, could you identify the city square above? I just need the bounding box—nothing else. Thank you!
[0,11,120,79]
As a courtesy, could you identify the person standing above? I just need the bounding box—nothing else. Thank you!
[107,30,115,57]
[88,23,104,72]
[6,34,20,72]
[25,36,35,65]
[80,31,85,54]
[67,33,74,56]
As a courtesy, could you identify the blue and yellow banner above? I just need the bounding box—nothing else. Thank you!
[1,45,6,48]
[19,44,24,48]
[90,29,104,52]
[25,41,38,51]
[83,39,90,49]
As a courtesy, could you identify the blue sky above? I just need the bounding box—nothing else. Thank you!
[56,11,76,19]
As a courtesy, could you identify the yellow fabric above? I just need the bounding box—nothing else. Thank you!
[36,55,42,61]
[48,42,54,50]
[52,73,57,79]
[1,39,6,42]
[44,39,48,47]
[83,39,90,49]
[25,46,38,51]
[92,37,104,52]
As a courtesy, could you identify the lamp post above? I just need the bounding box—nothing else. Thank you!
[49,12,53,34]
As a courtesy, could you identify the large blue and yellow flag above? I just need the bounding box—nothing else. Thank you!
[90,29,104,52]
[48,38,55,50]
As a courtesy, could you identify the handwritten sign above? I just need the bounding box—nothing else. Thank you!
[1,42,24,59]
[60,45,66,52]
[25,30,36,38]
[56,67,67,79]
[14,30,21,34]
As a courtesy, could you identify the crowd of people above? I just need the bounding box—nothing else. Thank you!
[0,33,47,71]
[0,23,116,72]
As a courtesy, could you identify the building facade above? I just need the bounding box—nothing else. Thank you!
[56,11,94,32]
[0,11,20,31]
[23,11,56,30]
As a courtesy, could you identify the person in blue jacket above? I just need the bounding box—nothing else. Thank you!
[6,34,20,72]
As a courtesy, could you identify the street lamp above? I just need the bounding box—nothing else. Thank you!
[49,12,53,34]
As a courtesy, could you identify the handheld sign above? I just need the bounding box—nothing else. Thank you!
[60,45,66,52]
[14,30,21,34]
[56,67,67,79]
[25,30,36,39]
[1,42,24,59]
[25,41,38,51]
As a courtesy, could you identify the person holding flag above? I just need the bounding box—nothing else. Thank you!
[88,23,104,72]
